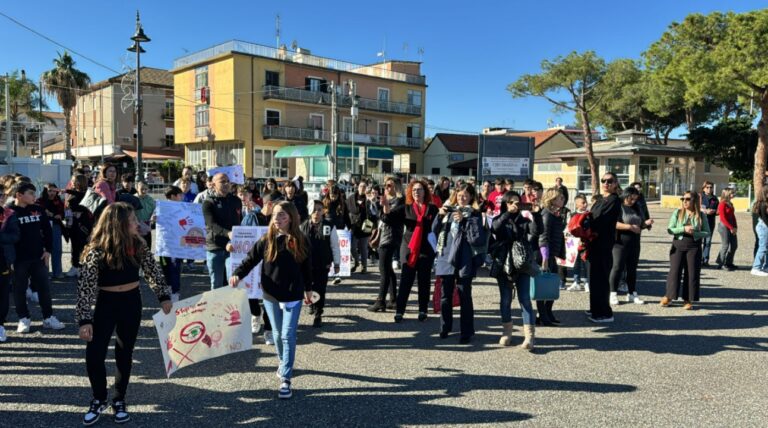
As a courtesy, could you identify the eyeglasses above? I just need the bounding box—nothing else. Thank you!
[412,188,424,192]
[680,197,692,201]
[385,183,394,188]
[601,179,615,184]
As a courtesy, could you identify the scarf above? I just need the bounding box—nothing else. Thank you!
[406,202,427,268]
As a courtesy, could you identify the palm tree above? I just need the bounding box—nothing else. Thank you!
[41,51,90,160]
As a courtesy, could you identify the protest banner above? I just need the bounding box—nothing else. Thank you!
[156,200,207,260]
[332,228,352,277]
[208,165,244,184]
[153,287,252,377]
[556,236,581,268]
[229,226,268,299]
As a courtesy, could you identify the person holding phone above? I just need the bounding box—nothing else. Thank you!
[76,202,172,425]
[229,201,312,399]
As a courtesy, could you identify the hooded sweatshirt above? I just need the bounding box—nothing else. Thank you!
[10,202,53,262]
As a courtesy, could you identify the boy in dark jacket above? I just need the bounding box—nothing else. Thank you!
[9,182,65,334]
[300,201,340,328]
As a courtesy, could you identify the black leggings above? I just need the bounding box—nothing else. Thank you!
[0,273,10,327]
[377,245,398,303]
[86,288,142,402]
[13,259,53,319]
[610,235,640,293]
[310,268,329,314]
[396,256,434,315]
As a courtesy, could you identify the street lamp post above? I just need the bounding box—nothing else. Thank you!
[127,11,150,183]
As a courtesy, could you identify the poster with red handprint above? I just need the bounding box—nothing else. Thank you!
[207,165,244,184]
[156,200,207,260]
[153,287,252,377]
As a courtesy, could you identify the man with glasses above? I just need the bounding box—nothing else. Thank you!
[700,181,718,267]
[202,173,242,289]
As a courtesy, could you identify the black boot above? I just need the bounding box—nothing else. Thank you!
[307,304,316,316]
[367,299,386,312]
[386,300,396,310]
[313,315,322,328]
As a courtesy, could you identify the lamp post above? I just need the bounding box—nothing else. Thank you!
[127,11,150,183]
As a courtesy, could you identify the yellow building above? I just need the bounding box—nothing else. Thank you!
[171,41,427,179]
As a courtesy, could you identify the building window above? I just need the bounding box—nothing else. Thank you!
[265,71,279,87]
[537,162,562,172]
[195,105,209,127]
[577,159,599,194]
[638,156,659,198]
[164,100,174,118]
[407,123,421,138]
[93,127,97,141]
[165,134,174,147]
[606,158,630,187]
[309,114,324,130]
[215,143,244,166]
[378,88,390,103]
[265,109,280,126]
[253,148,288,178]
[195,66,208,101]
[407,90,422,107]
[432,167,440,174]
[704,160,712,173]
[306,77,327,92]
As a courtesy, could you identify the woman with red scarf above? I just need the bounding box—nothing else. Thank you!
[381,179,438,323]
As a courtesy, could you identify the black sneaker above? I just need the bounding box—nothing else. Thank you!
[588,315,615,323]
[386,301,396,310]
[278,380,292,399]
[307,304,316,316]
[111,400,130,424]
[83,399,107,426]
[312,316,322,328]
[417,312,427,322]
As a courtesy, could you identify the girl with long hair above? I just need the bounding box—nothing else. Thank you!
[716,188,738,270]
[323,185,351,235]
[382,179,438,323]
[230,201,312,399]
[93,163,118,204]
[76,202,171,425]
[661,191,710,309]
[538,187,566,326]
[367,176,404,311]
[64,174,93,277]
[609,186,653,305]
[434,183,484,343]
[37,183,65,278]
[750,186,768,276]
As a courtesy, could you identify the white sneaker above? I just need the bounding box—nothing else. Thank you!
[66,267,79,277]
[627,292,645,305]
[332,277,341,285]
[43,316,65,330]
[567,283,583,292]
[583,282,590,293]
[609,292,619,306]
[251,316,261,334]
[618,281,628,293]
[392,260,400,270]
[31,292,39,303]
[750,268,768,277]
[264,330,274,345]
[0,326,6,342]
[17,317,31,334]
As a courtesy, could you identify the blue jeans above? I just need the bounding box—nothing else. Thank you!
[206,249,230,290]
[497,274,534,325]
[752,220,768,271]
[262,299,302,381]
[50,224,62,277]
[702,218,716,263]
[572,252,586,283]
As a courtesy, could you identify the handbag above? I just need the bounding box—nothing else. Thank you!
[361,218,374,235]
[505,240,537,277]
[432,276,460,313]
[79,188,106,216]
[529,272,561,301]
[369,225,381,249]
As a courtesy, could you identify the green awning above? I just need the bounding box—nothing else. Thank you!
[275,144,394,160]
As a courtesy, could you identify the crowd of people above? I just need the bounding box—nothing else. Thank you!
[0,163,763,422]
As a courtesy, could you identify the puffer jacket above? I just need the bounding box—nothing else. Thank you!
[433,208,484,278]
[539,207,565,259]
[377,196,404,248]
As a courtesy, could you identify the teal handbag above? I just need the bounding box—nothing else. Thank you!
[530,272,561,301]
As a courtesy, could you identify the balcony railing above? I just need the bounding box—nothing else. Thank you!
[263,125,330,142]
[195,126,210,138]
[345,95,421,116]
[174,40,426,85]
[336,132,422,149]
[263,85,422,116]
[263,85,328,105]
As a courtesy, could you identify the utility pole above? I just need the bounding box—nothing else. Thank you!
[128,10,150,183]
[39,78,44,159]
[4,74,10,163]
[330,80,337,180]
[349,80,357,175]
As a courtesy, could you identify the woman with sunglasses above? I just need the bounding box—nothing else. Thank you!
[538,187,566,326]
[586,172,622,323]
[661,191,710,309]
[609,186,653,306]
[715,188,738,271]
[368,177,404,311]
[382,179,438,322]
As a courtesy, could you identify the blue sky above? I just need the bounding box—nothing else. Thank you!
[1,1,765,137]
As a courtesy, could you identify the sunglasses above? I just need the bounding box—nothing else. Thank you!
[601,179,615,184]
[680,197,692,201]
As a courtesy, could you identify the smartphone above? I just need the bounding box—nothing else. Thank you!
[519,203,533,211]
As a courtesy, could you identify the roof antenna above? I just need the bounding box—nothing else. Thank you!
[275,14,281,49]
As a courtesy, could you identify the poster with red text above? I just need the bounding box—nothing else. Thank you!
[229,226,268,299]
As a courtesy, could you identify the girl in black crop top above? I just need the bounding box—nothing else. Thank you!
[75,202,171,425]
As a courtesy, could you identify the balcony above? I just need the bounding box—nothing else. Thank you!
[345,95,421,116]
[263,125,330,143]
[336,132,422,149]
[195,126,210,138]
[263,85,329,105]
[262,85,421,116]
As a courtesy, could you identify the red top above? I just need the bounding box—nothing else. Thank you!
[487,190,504,216]
[431,194,442,207]
[718,202,737,231]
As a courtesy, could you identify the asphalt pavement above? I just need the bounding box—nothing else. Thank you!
[1,207,767,427]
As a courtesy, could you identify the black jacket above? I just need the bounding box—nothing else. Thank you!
[347,193,377,237]
[540,208,566,259]
[233,234,312,302]
[202,193,243,251]
[324,198,350,231]
[300,218,337,270]
[10,203,53,262]
[0,208,20,271]
[589,193,622,251]
[492,211,537,252]
[378,196,404,248]
[285,195,309,222]
[382,202,439,262]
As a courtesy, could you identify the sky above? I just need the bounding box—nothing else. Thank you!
[1,0,766,138]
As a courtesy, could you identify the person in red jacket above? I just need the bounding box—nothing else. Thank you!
[486,179,505,216]
[716,187,738,270]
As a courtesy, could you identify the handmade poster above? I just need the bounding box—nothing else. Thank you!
[330,229,352,277]
[229,226,268,299]
[156,201,207,260]
[153,287,252,377]
[207,165,244,184]
[556,236,581,268]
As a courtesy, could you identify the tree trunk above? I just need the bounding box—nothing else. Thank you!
[580,110,599,195]
[64,107,71,160]
[663,128,672,145]
[685,108,695,131]
[753,91,768,198]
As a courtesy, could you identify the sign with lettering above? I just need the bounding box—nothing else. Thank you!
[156,201,207,260]
[229,226,268,299]
[332,228,352,277]
[153,287,252,377]
[208,165,244,184]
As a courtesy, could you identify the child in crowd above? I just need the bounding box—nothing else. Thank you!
[300,200,341,328]
[0,185,20,342]
[179,179,197,203]
[568,194,589,292]
[159,186,183,302]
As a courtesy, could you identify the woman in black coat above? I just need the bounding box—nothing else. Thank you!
[538,187,567,326]
[381,179,438,323]
[368,177,404,312]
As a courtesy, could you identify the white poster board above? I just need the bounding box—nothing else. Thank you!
[229,226,268,299]
[153,287,252,377]
[156,200,207,260]
[332,229,352,277]
[208,165,245,184]
[556,236,581,268]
